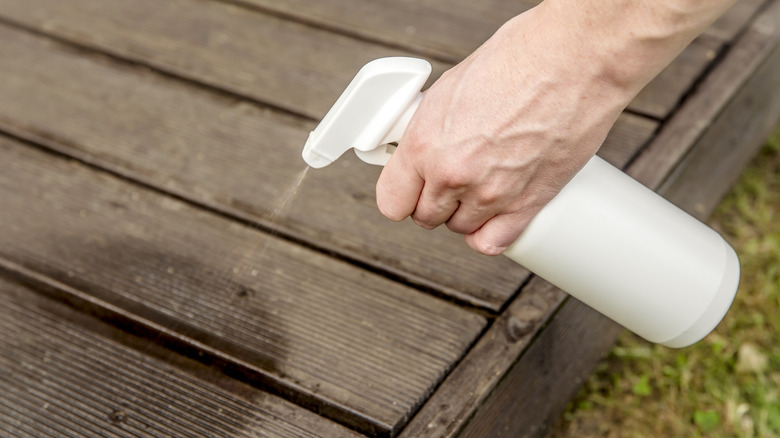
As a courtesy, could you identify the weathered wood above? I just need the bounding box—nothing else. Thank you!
[632,35,722,119]
[225,0,751,119]
[0,0,449,121]
[456,297,622,438]
[235,0,534,63]
[629,0,780,192]
[0,274,364,438]
[0,22,655,312]
[0,1,767,436]
[707,0,767,41]
[398,277,568,438]
[0,0,738,119]
[233,0,761,58]
[0,134,486,437]
[406,2,779,436]
[659,4,780,219]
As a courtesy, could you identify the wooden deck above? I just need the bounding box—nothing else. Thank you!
[0,1,777,437]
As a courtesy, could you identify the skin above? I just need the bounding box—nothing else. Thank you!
[376,0,738,255]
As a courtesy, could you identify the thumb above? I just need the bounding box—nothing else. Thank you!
[376,148,424,221]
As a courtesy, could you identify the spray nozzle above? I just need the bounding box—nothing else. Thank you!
[302,57,432,168]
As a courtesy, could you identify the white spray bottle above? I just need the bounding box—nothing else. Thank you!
[302,57,739,348]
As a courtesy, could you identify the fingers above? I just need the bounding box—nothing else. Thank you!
[410,184,460,229]
[376,149,424,222]
[376,143,505,232]
[445,203,493,235]
[377,150,533,254]
[464,213,533,256]
[376,151,462,229]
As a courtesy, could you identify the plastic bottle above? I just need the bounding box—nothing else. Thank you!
[302,57,739,347]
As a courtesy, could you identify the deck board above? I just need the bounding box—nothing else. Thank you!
[0,21,655,311]
[0,274,363,438]
[0,0,772,437]
[707,0,767,41]
[0,0,450,120]
[0,0,727,119]
[221,0,744,119]
[0,134,486,437]
[233,0,763,57]
[631,0,780,198]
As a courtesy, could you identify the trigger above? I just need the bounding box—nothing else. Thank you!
[354,144,397,166]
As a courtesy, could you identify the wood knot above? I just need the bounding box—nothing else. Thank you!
[505,303,545,342]
[109,409,128,425]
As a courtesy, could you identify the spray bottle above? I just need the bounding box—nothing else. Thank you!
[301,57,739,348]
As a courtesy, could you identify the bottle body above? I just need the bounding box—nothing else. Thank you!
[504,156,740,347]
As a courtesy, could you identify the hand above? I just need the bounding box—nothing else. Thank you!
[375,0,734,256]
[376,7,628,255]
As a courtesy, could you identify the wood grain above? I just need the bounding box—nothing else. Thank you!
[0,135,486,437]
[399,277,569,438]
[0,0,449,120]
[0,1,769,437]
[707,0,767,41]
[0,274,364,438]
[629,0,780,192]
[234,0,534,63]
[227,0,746,118]
[660,3,780,218]
[233,0,761,59]
[0,0,715,119]
[0,23,655,312]
[455,295,622,438]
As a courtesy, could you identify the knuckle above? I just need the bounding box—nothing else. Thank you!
[445,221,463,234]
[445,221,468,234]
[475,186,502,208]
[412,216,438,230]
[411,204,449,230]
[474,239,504,256]
[434,170,471,193]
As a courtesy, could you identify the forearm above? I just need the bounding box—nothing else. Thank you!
[525,0,738,98]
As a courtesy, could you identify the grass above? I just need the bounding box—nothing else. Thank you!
[550,125,780,438]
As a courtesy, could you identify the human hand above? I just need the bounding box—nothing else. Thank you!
[376,6,629,255]
[375,0,734,256]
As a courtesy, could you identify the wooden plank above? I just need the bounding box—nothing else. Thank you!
[403,2,780,436]
[0,0,450,121]
[0,0,687,119]
[456,296,621,438]
[659,8,780,219]
[232,0,533,63]
[226,0,745,119]
[233,0,760,59]
[708,0,767,41]
[0,274,364,438]
[0,135,487,437]
[0,22,656,312]
[398,277,570,438]
[629,0,780,192]
[632,35,722,119]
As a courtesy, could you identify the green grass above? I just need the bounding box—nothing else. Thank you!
[551,125,780,438]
